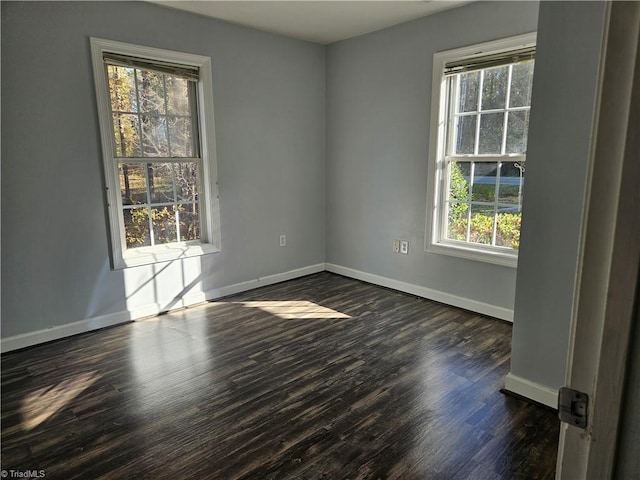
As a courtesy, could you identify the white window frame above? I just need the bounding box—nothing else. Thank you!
[425,32,536,268]
[90,38,221,269]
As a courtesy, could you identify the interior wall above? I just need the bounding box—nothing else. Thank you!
[1,1,326,339]
[508,1,608,394]
[325,2,539,313]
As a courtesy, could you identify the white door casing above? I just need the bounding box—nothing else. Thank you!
[556,2,640,478]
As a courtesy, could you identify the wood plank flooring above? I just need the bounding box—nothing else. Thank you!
[1,272,559,479]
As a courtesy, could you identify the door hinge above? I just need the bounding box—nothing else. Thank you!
[558,387,589,428]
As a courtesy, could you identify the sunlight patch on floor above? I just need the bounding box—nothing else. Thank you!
[235,300,351,320]
[20,371,101,431]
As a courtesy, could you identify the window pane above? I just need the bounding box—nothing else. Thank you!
[148,163,175,204]
[141,115,169,157]
[175,163,199,203]
[455,115,476,154]
[178,203,200,241]
[436,49,532,255]
[449,161,470,201]
[496,212,521,249]
[96,39,219,263]
[137,70,165,114]
[469,204,495,245]
[498,162,524,205]
[509,61,534,108]
[151,206,177,245]
[506,110,530,154]
[108,65,137,113]
[166,76,190,115]
[472,162,497,202]
[124,207,151,248]
[478,113,504,154]
[447,203,468,242]
[481,66,508,110]
[112,114,141,157]
[119,163,147,205]
[168,116,194,157]
[458,71,479,113]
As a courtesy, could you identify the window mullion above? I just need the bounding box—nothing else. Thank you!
[446,154,526,162]
[111,109,139,115]
[466,162,475,242]
[117,161,127,251]
[163,75,173,158]
[517,159,525,207]
[164,76,179,243]
[147,204,155,247]
[492,162,502,246]
[123,201,189,209]
[474,71,484,155]
[142,163,155,247]
[134,69,143,159]
[175,204,181,243]
[113,157,203,164]
[172,164,181,243]
[501,65,513,155]
[447,76,458,157]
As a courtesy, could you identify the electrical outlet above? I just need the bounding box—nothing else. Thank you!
[280,235,286,247]
[393,239,400,253]
[400,240,409,254]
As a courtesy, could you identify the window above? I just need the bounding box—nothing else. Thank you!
[91,38,220,269]
[426,33,536,267]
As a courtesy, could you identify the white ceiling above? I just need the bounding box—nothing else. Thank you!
[150,1,471,44]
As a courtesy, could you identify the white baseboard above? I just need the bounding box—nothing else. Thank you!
[202,263,326,300]
[504,372,559,409]
[0,311,132,353]
[125,263,324,319]
[325,263,514,322]
[1,263,326,353]
[2,263,511,352]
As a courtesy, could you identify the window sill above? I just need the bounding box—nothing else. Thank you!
[426,241,518,268]
[117,242,220,269]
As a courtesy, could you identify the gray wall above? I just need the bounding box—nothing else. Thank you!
[1,1,326,337]
[510,1,608,389]
[325,2,539,310]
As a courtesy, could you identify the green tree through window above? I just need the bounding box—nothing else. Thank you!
[107,63,201,248]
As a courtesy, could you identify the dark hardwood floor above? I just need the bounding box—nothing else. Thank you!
[1,272,559,479]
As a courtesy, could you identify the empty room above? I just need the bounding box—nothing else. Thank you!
[2,1,639,478]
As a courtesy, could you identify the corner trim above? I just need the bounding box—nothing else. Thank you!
[325,263,513,322]
[1,263,326,353]
[504,372,559,409]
